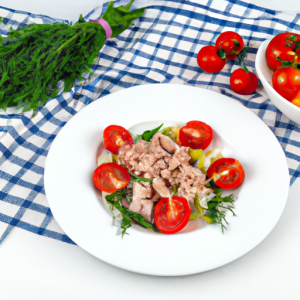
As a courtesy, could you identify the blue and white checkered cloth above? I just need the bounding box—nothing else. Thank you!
[0,0,299,245]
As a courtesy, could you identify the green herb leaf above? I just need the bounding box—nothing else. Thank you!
[101,0,146,38]
[203,188,235,233]
[128,169,153,184]
[137,123,164,142]
[238,46,249,62]
[105,190,157,236]
[133,134,143,142]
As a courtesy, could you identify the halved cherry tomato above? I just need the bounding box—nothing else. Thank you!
[179,121,213,150]
[216,31,244,60]
[230,67,258,95]
[197,45,226,73]
[266,32,300,72]
[207,158,245,190]
[154,196,191,234]
[93,162,130,193]
[272,67,300,101]
[103,125,133,154]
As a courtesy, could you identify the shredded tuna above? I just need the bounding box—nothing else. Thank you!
[118,131,212,209]
[153,178,171,197]
[129,198,153,222]
[133,182,148,199]
[140,181,154,199]
[161,169,172,180]
[168,148,191,170]
[158,134,179,154]
[176,165,213,202]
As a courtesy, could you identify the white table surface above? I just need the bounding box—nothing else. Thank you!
[0,1,300,299]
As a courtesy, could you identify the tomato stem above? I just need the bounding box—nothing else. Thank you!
[276,56,297,68]
[237,46,249,62]
[240,66,249,73]
[217,47,226,60]
[233,39,240,47]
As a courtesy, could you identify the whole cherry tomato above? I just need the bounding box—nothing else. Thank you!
[103,125,133,154]
[230,66,258,95]
[272,67,300,101]
[207,158,245,190]
[197,45,226,73]
[216,31,244,60]
[93,162,130,193]
[266,32,300,72]
[154,196,191,234]
[179,121,213,150]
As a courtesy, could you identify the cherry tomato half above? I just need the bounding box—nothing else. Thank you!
[216,31,244,60]
[93,163,130,193]
[197,45,226,73]
[154,196,191,234]
[266,32,300,72]
[207,158,245,190]
[272,67,300,101]
[103,125,133,154]
[179,121,213,150]
[230,67,258,95]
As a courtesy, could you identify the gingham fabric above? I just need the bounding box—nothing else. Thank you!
[0,0,299,245]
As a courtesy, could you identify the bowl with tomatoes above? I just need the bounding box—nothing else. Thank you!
[255,32,300,125]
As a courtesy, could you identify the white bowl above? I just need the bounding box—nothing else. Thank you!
[255,40,300,125]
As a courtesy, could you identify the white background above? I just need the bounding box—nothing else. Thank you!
[0,0,300,299]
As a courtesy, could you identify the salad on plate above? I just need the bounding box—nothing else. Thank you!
[92,121,245,236]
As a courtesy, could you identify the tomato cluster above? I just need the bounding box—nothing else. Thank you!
[197,31,244,74]
[266,32,300,108]
[197,31,258,95]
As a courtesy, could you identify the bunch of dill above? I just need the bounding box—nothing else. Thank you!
[0,0,145,113]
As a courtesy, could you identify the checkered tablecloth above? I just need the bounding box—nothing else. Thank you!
[0,0,299,245]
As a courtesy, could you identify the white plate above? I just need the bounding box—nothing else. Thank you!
[44,84,289,276]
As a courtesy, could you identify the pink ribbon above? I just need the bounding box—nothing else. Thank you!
[89,19,112,40]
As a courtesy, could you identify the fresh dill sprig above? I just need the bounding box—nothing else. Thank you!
[105,189,157,237]
[202,187,236,233]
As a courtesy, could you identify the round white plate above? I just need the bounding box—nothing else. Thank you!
[44,84,289,276]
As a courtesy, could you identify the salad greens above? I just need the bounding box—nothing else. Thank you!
[0,1,145,113]
[133,123,164,142]
[105,189,157,237]
[202,187,236,233]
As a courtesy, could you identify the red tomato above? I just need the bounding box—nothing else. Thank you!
[230,67,258,95]
[197,45,226,73]
[93,163,130,193]
[266,32,300,72]
[207,158,245,190]
[216,31,244,60]
[103,125,133,154]
[272,67,300,101]
[179,121,213,150]
[154,196,191,234]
